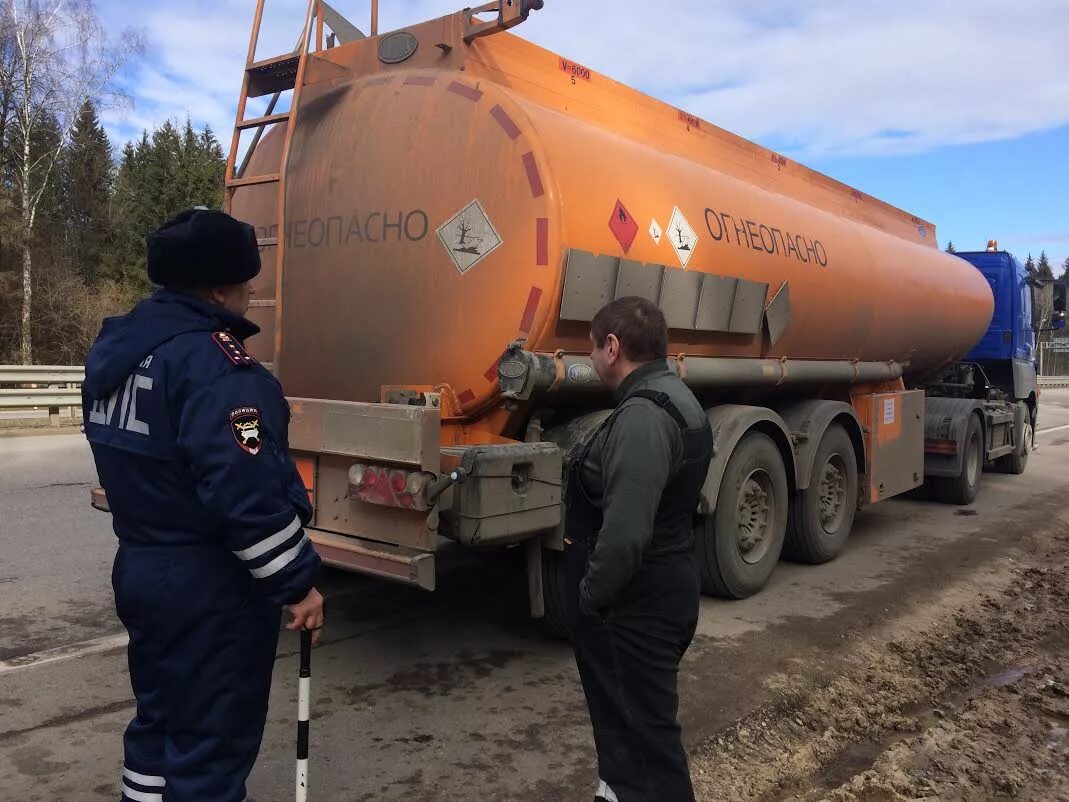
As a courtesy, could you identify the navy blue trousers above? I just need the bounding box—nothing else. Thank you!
[113,543,281,802]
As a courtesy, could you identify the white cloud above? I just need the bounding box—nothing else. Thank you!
[99,0,1069,159]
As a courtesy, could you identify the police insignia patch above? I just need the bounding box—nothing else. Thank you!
[230,407,263,455]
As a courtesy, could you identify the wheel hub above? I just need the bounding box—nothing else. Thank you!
[736,470,773,564]
[966,434,980,484]
[818,457,847,532]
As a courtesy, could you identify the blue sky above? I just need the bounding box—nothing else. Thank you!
[97,0,1069,269]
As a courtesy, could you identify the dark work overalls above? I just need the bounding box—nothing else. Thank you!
[565,389,713,802]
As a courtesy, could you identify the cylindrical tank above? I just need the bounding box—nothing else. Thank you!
[232,15,993,424]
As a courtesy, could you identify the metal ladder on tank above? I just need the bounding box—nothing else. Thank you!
[224,0,324,367]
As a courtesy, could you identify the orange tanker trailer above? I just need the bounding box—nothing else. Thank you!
[222,0,1031,634]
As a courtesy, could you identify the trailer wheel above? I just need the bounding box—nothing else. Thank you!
[696,431,788,598]
[933,413,983,505]
[996,402,1031,476]
[539,546,571,640]
[784,424,858,564]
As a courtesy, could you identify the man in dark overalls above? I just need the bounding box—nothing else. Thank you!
[565,296,714,802]
[82,208,324,801]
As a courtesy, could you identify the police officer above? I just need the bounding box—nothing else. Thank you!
[565,296,714,802]
[82,208,324,802]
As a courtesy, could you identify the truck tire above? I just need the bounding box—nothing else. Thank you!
[784,424,858,564]
[933,413,983,505]
[539,546,571,640]
[996,402,1031,476]
[696,431,788,599]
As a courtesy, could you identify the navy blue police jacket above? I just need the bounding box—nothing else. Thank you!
[82,289,320,608]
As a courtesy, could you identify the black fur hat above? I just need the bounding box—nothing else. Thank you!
[146,208,261,288]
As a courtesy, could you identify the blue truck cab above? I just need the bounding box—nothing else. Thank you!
[918,244,1056,488]
[957,248,1035,363]
[952,244,1066,428]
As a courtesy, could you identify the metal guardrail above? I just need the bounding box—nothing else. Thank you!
[0,366,84,414]
[1038,376,1069,389]
[2,364,1067,411]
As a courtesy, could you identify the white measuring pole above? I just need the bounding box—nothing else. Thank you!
[296,628,312,802]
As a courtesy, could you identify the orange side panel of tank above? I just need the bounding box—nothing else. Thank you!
[231,11,993,435]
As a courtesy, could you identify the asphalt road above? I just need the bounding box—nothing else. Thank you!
[2,391,1069,800]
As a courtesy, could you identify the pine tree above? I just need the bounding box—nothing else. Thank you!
[1061,256,1069,282]
[1037,251,1054,280]
[145,120,182,224]
[945,241,956,253]
[99,120,227,295]
[1025,253,1036,274]
[193,125,225,208]
[62,100,113,282]
[101,136,149,291]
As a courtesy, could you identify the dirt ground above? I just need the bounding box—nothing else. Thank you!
[689,518,1069,801]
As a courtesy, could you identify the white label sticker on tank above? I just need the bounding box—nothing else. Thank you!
[649,218,663,246]
[437,199,503,275]
[667,207,697,268]
[883,398,895,425]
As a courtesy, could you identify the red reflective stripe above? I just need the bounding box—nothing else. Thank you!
[522,152,544,198]
[365,76,392,86]
[404,75,436,86]
[448,81,482,102]
[457,389,476,405]
[490,105,521,140]
[536,218,549,266]
[924,439,958,455]
[519,287,542,333]
[484,359,500,383]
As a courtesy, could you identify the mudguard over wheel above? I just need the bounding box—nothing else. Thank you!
[784,423,859,564]
[995,402,1032,476]
[696,431,788,599]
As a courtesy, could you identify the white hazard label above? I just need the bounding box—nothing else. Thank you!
[437,199,503,275]
[666,207,697,268]
[649,218,663,246]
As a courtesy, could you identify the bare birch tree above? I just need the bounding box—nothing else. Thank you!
[7,0,141,363]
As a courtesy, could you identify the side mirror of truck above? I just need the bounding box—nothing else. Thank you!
[1053,284,1068,314]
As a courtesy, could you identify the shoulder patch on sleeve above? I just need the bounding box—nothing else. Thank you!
[212,331,257,367]
[230,407,263,454]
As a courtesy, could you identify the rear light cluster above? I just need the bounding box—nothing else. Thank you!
[349,463,435,511]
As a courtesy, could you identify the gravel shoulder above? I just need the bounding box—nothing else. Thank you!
[689,511,1069,801]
